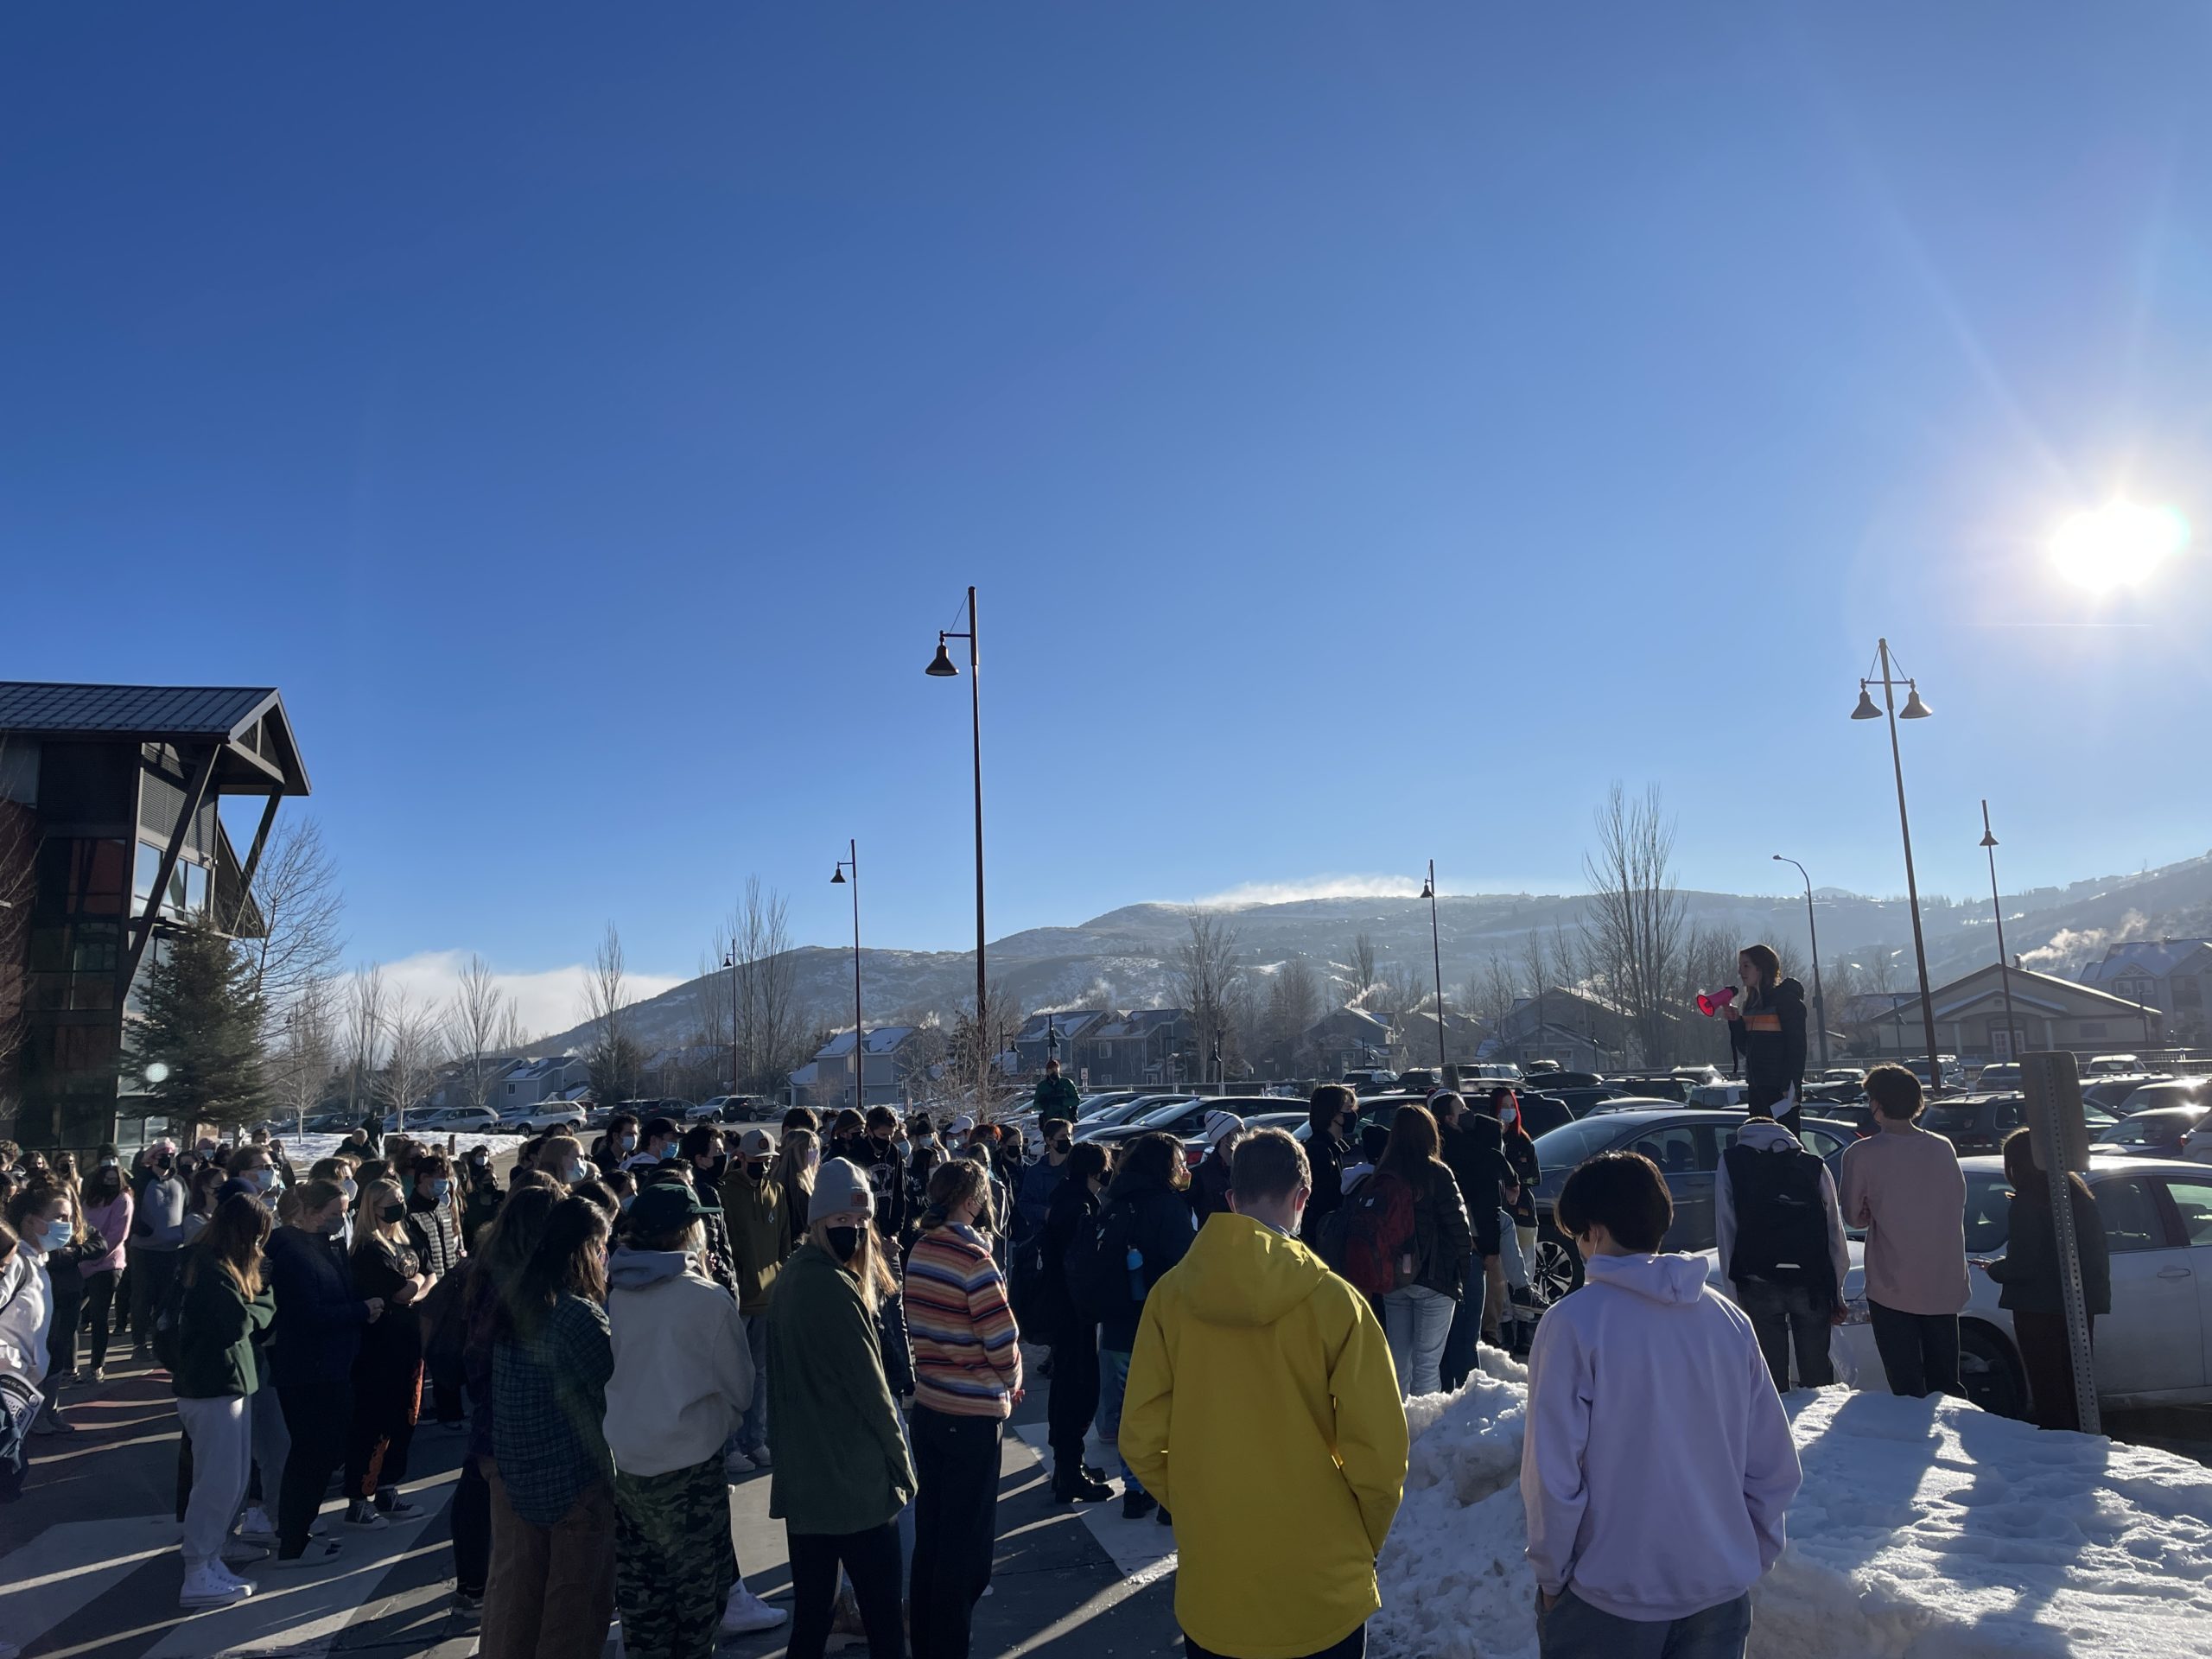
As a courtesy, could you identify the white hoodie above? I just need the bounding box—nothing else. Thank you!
[1713,1118,1850,1306]
[1521,1252,1802,1623]
[603,1248,753,1478]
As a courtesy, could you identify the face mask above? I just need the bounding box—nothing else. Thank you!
[894,1137,912,1160]
[659,1143,680,1162]
[1500,1106,1518,1126]
[618,1135,636,1153]
[318,1212,346,1238]
[341,1178,359,1200]
[703,1154,728,1180]
[471,1154,488,1169]
[40,1218,73,1252]
[432,1178,452,1199]
[251,1167,277,1192]
[620,1194,635,1212]
[380,1203,405,1224]
[744,1163,767,1183]
[568,1165,588,1185]
[824,1225,861,1263]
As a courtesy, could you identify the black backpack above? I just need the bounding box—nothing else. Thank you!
[1068,1198,1141,1323]
[149,1253,194,1375]
[1724,1142,1833,1299]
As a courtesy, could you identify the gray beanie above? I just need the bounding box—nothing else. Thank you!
[810,1157,874,1226]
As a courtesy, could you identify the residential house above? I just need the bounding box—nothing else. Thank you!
[496,1055,591,1112]
[1837,992,1919,1058]
[1303,1006,1396,1079]
[423,1056,524,1114]
[1013,1009,1111,1076]
[805,1026,937,1110]
[2076,938,2212,1047]
[1486,987,1642,1073]
[1083,1009,1190,1089]
[1857,963,2166,1066]
[1390,1007,1488,1073]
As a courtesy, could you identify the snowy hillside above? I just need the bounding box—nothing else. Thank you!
[1372,1359,2212,1659]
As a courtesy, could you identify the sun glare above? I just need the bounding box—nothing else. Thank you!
[2050,502,2191,593]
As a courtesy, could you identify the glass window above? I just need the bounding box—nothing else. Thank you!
[2161,1180,2212,1248]
[1995,1098,2025,1132]
[1799,1127,1845,1160]
[1628,1123,1701,1176]
[1533,1116,1628,1171]
[1963,1172,2014,1255]
[2092,1178,2168,1254]
[133,840,162,904]
[181,861,208,915]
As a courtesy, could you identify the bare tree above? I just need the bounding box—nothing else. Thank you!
[944,980,1022,1119]
[378,991,448,1130]
[1580,783,1687,1068]
[342,964,386,1118]
[238,817,345,1011]
[582,922,642,1104]
[1175,914,1246,1088]
[268,970,337,1134]
[1343,932,1380,1007]
[1678,924,1741,1067]
[445,954,515,1113]
[1260,957,1325,1077]
[691,949,733,1091]
[1461,955,1522,1033]
[725,880,809,1099]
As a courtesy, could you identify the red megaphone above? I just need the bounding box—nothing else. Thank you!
[1696,986,1738,1018]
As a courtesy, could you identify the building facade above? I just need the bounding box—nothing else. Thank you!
[2076,938,2212,1048]
[1856,963,2166,1066]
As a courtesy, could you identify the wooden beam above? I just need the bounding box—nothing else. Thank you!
[230,792,282,932]
[123,745,218,988]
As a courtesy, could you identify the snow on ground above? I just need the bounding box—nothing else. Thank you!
[276,1131,532,1166]
[1373,1358,2212,1659]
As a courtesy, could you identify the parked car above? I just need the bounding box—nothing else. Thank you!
[690,1096,771,1122]
[1605,1075,1692,1103]
[2115,1078,2212,1117]
[2085,1075,2173,1113]
[1071,1095,1198,1141]
[1340,1068,1399,1096]
[1521,1070,1606,1090]
[1921,1093,2031,1158]
[1580,1095,1703,1118]
[1532,1084,1625,1117]
[1973,1062,2022,1091]
[1687,1081,1754,1110]
[1073,1091,1150,1120]
[2097,1104,2212,1159]
[2087,1053,2145,1076]
[1525,1109,1859,1309]
[1802,1154,2212,1418]
[413,1106,504,1135]
[499,1102,587,1135]
[1079,1096,1222,1150]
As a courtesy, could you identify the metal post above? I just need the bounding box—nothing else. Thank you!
[2020,1050,2099,1434]
[1878,639,1943,1090]
[727,952,739,1097]
[967,586,986,1109]
[1427,860,1446,1070]
[849,837,864,1109]
[1775,855,1829,1072]
[1980,803,2019,1065]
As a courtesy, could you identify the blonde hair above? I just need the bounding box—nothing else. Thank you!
[351,1179,407,1256]
[807,1212,896,1313]
[920,1156,992,1235]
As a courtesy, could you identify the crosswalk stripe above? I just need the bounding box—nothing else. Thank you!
[1007,1423,1178,1586]
[0,1514,181,1649]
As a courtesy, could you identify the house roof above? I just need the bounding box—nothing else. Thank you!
[815,1026,921,1060]
[1017,1009,1109,1042]
[1929,962,2163,1020]
[2079,938,2212,983]
[0,681,310,795]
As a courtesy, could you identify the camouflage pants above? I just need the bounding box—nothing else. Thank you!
[613,1453,736,1659]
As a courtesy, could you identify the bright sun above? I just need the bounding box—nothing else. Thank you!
[2050,502,2191,593]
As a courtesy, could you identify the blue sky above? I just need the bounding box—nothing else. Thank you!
[6,4,2209,1014]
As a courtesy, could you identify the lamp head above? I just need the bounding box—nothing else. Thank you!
[1980,829,1999,850]
[1900,685,1933,720]
[1850,686,1882,720]
[830,867,846,885]
[1421,878,1434,900]
[925,637,959,677]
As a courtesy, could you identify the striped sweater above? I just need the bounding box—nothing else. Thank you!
[902,1223,1023,1419]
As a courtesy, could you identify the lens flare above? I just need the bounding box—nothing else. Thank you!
[2051,502,2190,593]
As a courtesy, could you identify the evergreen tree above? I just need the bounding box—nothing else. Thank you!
[127,915,270,1130]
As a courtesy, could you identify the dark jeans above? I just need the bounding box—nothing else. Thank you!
[910,1407,1001,1659]
[345,1357,422,1501]
[1735,1278,1834,1394]
[2014,1310,2097,1432]
[1539,1589,1750,1659]
[788,1521,906,1659]
[1441,1257,1488,1392]
[1186,1626,1365,1659]
[127,1246,179,1352]
[276,1378,354,1556]
[1046,1322,1101,1468]
[452,1452,493,1596]
[82,1271,118,1370]
[45,1281,84,1394]
[1867,1300,1961,1399]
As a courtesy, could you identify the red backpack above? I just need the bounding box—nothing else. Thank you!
[1325,1173,1418,1299]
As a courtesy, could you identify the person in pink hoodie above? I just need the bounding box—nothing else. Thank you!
[1521,1152,1802,1659]
[1837,1065,1968,1399]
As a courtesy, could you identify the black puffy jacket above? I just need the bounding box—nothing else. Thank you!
[1731,977,1809,1099]
[1439,1116,1513,1256]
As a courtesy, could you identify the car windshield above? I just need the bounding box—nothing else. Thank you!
[1533,1116,1630,1171]
[1964,1170,2013,1254]
[1135,1099,1198,1126]
[1923,1103,1984,1133]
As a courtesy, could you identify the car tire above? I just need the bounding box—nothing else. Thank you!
[1958,1320,2029,1421]
[1531,1231,1580,1310]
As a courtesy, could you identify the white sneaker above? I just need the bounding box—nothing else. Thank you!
[721,1586,787,1635]
[211,1560,259,1592]
[181,1564,253,1609]
[237,1506,276,1541]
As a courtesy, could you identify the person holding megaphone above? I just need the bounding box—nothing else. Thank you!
[1721,944,1808,1134]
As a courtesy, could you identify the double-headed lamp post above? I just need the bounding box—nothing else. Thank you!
[1420,861,1446,1069]
[1852,639,1942,1089]
[831,841,863,1109]
[1770,855,1830,1072]
[926,586,988,1107]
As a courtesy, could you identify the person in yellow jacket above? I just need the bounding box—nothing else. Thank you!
[1120,1127,1408,1659]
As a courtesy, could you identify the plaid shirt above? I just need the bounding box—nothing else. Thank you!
[493,1293,614,1525]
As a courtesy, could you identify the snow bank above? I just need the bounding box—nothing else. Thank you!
[1374,1366,2212,1659]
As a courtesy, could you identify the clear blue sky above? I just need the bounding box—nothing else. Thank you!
[6,4,2209,994]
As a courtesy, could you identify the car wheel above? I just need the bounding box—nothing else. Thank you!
[1958,1320,2028,1421]
[1531,1233,1580,1309]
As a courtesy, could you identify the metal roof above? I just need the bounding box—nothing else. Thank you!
[0,682,278,739]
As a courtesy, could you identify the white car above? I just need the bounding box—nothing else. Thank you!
[1704,1152,2212,1417]
[499,1103,586,1135]
[1687,1081,1753,1110]
[414,1106,504,1135]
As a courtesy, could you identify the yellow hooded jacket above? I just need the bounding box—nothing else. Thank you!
[1120,1212,1409,1659]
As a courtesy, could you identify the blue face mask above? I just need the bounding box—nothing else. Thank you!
[568,1165,588,1185]
[432,1178,451,1199]
[41,1218,73,1252]
[251,1167,278,1192]
[618,1135,636,1153]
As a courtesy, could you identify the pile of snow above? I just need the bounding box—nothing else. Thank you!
[279,1131,532,1166]
[1374,1363,2212,1659]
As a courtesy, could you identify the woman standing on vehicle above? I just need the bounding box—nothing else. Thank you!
[1984,1130,2111,1433]
[1723,943,1809,1132]
[766,1160,913,1659]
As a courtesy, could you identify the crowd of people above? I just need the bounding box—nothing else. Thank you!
[0,957,2120,1659]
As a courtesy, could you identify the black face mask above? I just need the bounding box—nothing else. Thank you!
[381,1203,406,1224]
[824,1225,861,1263]
[743,1163,766,1183]
[703,1154,728,1182]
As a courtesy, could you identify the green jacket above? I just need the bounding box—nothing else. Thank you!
[173,1252,276,1400]
[719,1168,790,1316]
[765,1243,915,1535]
[1033,1073,1082,1120]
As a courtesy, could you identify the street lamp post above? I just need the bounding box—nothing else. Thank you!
[1771,855,1831,1072]
[721,949,740,1098]
[1420,861,1447,1070]
[1852,639,1942,1090]
[832,841,863,1109]
[1979,803,2022,1065]
[926,586,988,1109]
